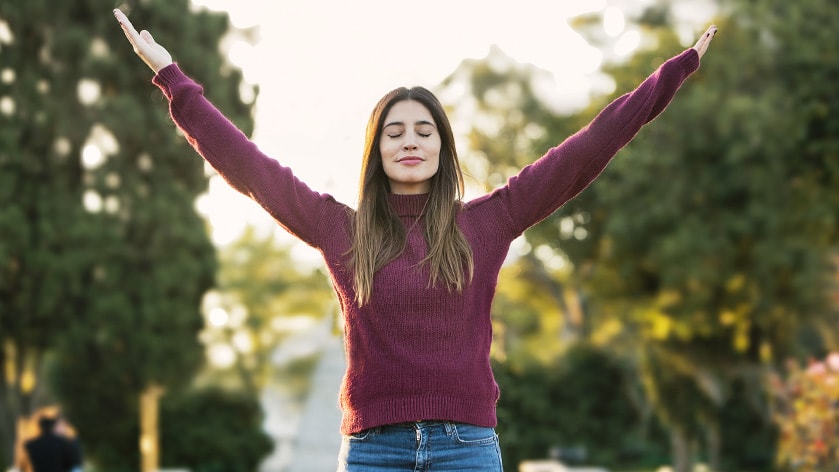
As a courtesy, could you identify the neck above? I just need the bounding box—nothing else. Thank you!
[388,192,430,217]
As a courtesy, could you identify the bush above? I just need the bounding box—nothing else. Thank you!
[494,343,659,471]
[771,352,839,471]
[159,387,274,472]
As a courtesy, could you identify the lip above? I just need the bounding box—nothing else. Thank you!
[397,156,424,164]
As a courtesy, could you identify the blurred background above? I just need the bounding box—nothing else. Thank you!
[1,0,838,471]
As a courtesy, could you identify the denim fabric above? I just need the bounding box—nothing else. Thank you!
[337,421,503,471]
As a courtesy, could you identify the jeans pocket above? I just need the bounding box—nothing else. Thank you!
[346,427,375,441]
[451,423,498,446]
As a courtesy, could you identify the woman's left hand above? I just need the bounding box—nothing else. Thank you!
[692,24,718,60]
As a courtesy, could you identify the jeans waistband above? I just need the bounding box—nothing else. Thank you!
[376,420,453,433]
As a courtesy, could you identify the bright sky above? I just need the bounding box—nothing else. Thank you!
[188,0,713,256]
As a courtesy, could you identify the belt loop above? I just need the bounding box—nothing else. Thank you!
[444,421,454,436]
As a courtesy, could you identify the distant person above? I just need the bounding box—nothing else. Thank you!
[21,415,77,472]
[54,417,84,472]
[113,8,716,471]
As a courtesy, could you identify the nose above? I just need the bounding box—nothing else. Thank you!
[402,135,418,151]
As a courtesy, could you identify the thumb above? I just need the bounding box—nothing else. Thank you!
[140,30,156,44]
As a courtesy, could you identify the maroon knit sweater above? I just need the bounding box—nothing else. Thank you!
[152,48,699,434]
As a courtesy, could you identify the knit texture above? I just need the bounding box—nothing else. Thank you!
[153,48,700,434]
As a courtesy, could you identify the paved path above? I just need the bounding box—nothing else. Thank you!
[258,315,345,472]
[285,333,345,472]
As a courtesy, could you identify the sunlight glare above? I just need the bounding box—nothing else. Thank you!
[83,190,103,213]
[271,315,317,333]
[535,244,567,272]
[137,153,153,172]
[105,172,121,189]
[53,137,71,157]
[232,330,253,353]
[81,124,119,169]
[0,19,12,44]
[560,216,575,239]
[90,37,109,58]
[191,0,262,28]
[0,96,13,116]
[104,196,120,214]
[614,30,642,59]
[199,176,273,246]
[226,40,251,68]
[229,305,248,327]
[603,6,626,37]
[1,68,13,83]
[77,78,101,105]
[81,145,104,169]
[208,307,230,327]
[207,343,236,368]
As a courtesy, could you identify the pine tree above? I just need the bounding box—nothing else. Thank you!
[0,0,256,467]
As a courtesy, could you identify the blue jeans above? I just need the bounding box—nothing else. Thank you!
[337,421,503,471]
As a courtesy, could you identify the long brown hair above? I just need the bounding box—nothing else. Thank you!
[350,86,474,306]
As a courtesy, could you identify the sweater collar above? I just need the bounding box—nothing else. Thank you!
[388,193,430,217]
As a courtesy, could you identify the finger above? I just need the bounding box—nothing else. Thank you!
[113,9,143,48]
[113,9,136,34]
[693,25,717,57]
[140,30,155,44]
[703,25,717,43]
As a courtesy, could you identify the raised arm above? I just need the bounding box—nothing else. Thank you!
[492,25,717,234]
[112,9,348,248]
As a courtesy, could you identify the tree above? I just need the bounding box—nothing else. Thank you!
[159,387,275,472]
[198,226,336,395]
[0,0,257,468]
[494,343,652,471]
[442,0,839,470]
[569,2,839,468]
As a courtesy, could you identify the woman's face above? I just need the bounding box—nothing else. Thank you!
[379,99,441,194]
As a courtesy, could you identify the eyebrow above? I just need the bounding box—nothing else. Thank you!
[383,120,437,128]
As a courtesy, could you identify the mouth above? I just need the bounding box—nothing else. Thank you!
[397,156,424,164]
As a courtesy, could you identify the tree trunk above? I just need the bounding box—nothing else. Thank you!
[3,342,42,471]
[670,428,693,472]
[0,385,14,468]
[706,421,721,471]
[140,385,164,472]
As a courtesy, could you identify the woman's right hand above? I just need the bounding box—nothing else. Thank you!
[113,9,173,74]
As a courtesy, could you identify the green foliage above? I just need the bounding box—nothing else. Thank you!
[0,0,256,468]
[718,378,777,471]
[566,0,839,356]
[447,0,839,470]
[491,253,570,367]
[199,226,335,394]
[159,387,274,472]
[578,4,839,464]
[494,343,654,471]
[639,345,716,441]
[46,343,142,471]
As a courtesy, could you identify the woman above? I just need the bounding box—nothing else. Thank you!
[114,9,716,470]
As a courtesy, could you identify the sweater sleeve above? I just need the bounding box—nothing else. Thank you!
[152,64,344,247]
[493,48,700,235]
